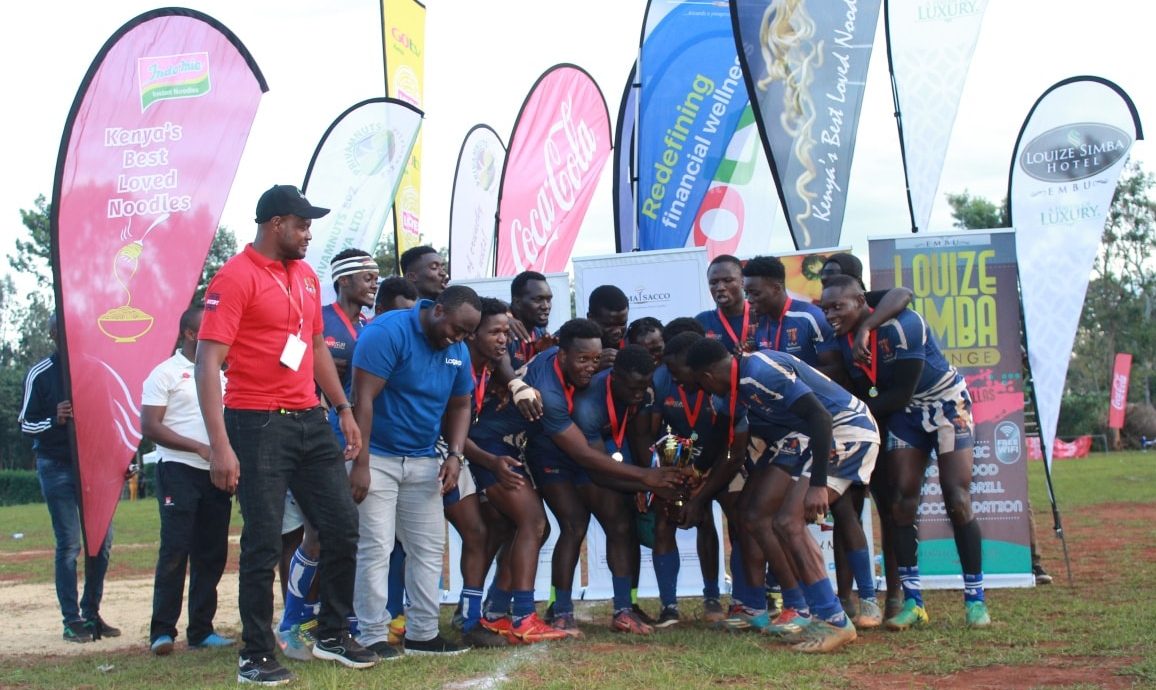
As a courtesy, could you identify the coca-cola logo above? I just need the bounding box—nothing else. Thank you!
[1111,373,1129,410]
[508,97,598,272]
[1020,123,1131,183]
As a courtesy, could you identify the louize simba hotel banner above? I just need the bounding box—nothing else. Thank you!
[449,124,505,280]
[886,0,987,233]
[495,64,611,276]
[1010,77,1141,470]
[871,231,1033,587]
[636,0,750,252]
[732,0,882,250]
[51,9,266,555]
[302,98,422,304]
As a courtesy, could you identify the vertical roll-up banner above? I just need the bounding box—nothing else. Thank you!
[494,64,612,276]
[613,62,640,253]
[381,0,426,265]
[1010,77,1142,472]
[301,98,423,305]
[1108,353,1132,430]
[732,0,883,250]
[636,1,750,252]
[870,231,1033,587]
[448,124,505,280]
[51,9,266,555]
[885,0,987,233]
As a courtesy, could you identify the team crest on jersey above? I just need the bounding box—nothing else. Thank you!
[779,437,803,456]
[786,328,799,348]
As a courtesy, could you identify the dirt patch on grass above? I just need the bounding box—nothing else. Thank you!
[853,655,1140,690]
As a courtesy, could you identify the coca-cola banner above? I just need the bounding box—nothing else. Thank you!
[495,64,611,276]
[886,0,987,232]
[51,9,266,555]
[302,97,423,304]
[732,0,883,250]
[1010,77,1142,469]
[871,230,1033,588]
[1109,353,1132,430]
[613,62,639,253]
[449,124,505,280]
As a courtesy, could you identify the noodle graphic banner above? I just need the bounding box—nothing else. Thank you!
[886,0,987,233]
[636,0,750,252]
[50,9,266,555]
[381,0,426,263]
[613,62,639,253]
[1009,76,1142,470]
[448,124,505,280]
[732,0,882,250]
[871,231,1033,587]
[301,97,423,304]
[495,64,611,276]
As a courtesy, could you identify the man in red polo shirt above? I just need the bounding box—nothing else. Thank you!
[196,184,377,684]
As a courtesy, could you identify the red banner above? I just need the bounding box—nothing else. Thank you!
[1109,353,1132,429]
[495,64,611,276]
[51,9,266,555]
[1027,436,1093,460]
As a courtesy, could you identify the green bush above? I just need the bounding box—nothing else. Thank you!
[0,470,43,506]
[1057,392,1108,438]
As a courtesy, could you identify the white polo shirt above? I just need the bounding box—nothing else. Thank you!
[141,351,224,471]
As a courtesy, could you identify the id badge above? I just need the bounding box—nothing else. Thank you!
[280,333,307,371]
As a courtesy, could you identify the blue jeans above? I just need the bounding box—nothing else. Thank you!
[36,457,112,625]
[225,407,359,659]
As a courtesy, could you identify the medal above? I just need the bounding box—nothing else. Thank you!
[868,386,878,398]
[611,452,624,463]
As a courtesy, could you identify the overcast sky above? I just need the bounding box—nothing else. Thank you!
[1,0,1151,284]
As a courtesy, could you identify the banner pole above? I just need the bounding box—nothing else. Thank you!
[883,0,918,234]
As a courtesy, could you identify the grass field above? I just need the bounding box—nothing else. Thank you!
[2,453,1155,689]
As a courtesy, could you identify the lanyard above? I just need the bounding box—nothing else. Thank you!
[264,265,304,335]
[727,357,739,447]
[473,365,490,419]
[772,297,793,351]
[605,373,633,451]
[717,302,750,351]
[332,304,360,341]
[518,327,539,364]
[553,356,575,414]
[847,330,878,385]
[677,385,706,430]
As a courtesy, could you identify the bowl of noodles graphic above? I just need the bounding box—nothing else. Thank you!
[98,305,154,343]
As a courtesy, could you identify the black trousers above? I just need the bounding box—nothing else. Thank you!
[150,461,233,644]
[226,407,360,659]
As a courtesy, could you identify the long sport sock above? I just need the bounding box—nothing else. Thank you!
[781,586,810,615]
[279,547,318,631]
[547,585,556,608]
[802,579,846,626]
[553,588,574,615]
[612,576,633,613]
[703,576,721,601]
[653,551,680,609]
[729,545,759,609]
[460,586,484,632]
[386,543,407,619]
[511,591,537,625]
[630,587,639,606]
[953,517,985,604]
[848,547,877,601]
[898,566,924,608]
[963,573,985,604]
[486,587,512,620]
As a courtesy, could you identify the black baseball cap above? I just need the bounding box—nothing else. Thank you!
[254,184,330,223]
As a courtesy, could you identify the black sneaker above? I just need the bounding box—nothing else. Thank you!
[631,604,657,627]
[655,605,681,628]
[237,655,294,686]
[63,620,94,643]
[367,641,402,661]
[312,631,378,669]
[404,634,470,656]
[1033,564,1053,585]
[543,602,555,624]
[84,615,121,639]
[462,625,510,648]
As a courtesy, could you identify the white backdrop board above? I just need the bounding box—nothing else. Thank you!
[572,247,712,326]
[452,271,572,334]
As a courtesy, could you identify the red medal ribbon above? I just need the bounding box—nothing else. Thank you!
[473,365,490,418]
[677,385,705,430]
[772,296,793,352]
[717,302,750,352]
[727,356,739,447]
[605,373,633,451]
[553,356,575,414]
[332,303,361,341]
[847,330,878,385]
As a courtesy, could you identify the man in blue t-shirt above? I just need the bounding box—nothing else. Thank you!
[349,286,481,657]
[821,275,991,631]
[688,339,880,654]
[696,255,753,354]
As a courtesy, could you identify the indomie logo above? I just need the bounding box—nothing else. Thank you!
[1020,123,1131,183]
[137,52,211,112]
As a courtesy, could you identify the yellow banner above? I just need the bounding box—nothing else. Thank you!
[382,0,425,259]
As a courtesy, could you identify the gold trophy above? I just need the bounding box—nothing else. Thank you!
[651,425,695,517]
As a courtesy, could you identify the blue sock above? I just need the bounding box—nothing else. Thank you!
[963,573,985,604]
[486,587,512,620]
[460,586,484,631]
[347,615,359,637]
[781,586,810,615]
[612,575,633,613]
[802,579,846,625]
[512,590,536,623]
[703,577,721,600]
[386,543,407,618]
[279,547,318,631]
[898,565,924,607]
[848,548,877,601]
[729,545,758,609]
[653,551,680,609]
[554,588,574,615]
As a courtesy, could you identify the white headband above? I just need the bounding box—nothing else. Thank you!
[330,256,378,281]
